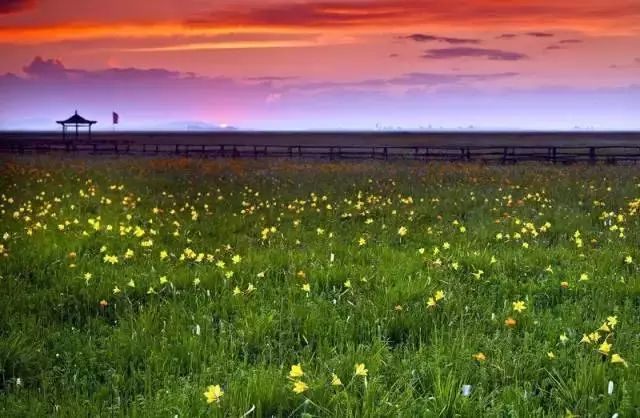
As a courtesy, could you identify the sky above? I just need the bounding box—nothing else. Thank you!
[0,0,639,130]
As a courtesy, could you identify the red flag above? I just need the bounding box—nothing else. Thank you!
[112,112,119,124]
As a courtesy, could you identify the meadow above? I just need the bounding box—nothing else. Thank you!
[0,156,639,417]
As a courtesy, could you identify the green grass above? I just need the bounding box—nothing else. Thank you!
[1,156,639,417]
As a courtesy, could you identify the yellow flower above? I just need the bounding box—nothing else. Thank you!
[611,354,627,365]
[203,384,224,404]
[559,333,569,344]
[232,254,242,264]
[579,273,589,282]
[624,255,633,264]
[127,279,135,288]
[344,280,352,289]
[302,283,311,293]
[358,237,366,246]
[397,226,407,236]
[354,363,368,377]
[292,380,308,394]
[580,334,591,344]
[598,341,612,355]
[233,286,242,296]
[598,322,611,333]
[606,316,618,329]
[588,332,600,343]
[331,373,343,386]
[289,363,304,378]
[159,275,168,284]
[434,290,445,301]
[472,352,486,362]
[112,286,121,294]
[426,297,436,308]
[547,351,556,359]
[159,250,168,260]
[512,300,526,313]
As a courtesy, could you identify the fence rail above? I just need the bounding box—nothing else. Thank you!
[2,140,640,164]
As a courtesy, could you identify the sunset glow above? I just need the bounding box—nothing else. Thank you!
[1,0,638,130]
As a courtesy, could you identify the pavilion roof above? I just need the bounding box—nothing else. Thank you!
[56,111,97,125]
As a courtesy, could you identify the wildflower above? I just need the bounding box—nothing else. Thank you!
[461,384,472,397]
[103,254,118,264]
[547,351,556,359]
[302,283,311,293]
[598,341,612,355]
[580,334,591,344]
[193,278,201,286]
[159,250,168,260]
[607,316,618,329]
[127,279,135,288]
[579,273,589,282]
[354,363,368,377]
[472,270,484,280]
[159,275,168,284]
[343,280,352,289]
[99,299,108,308]
[292,380,308,394]
[233,286,242,296]
[504,317,517,328]
[598,322,611,333]
[246,283,256,293]
[84,272,92,281]
[611,354,627,366]
[397,226,407,236]
[434,290,445,301]
[427,297,436,308]
[560,281,569,288]
[472,352,486,362]
[147,287,156,295]
[624,255,633,264]
[358,237,366,246]
[203,384,224,404]
[331,373,343,386]
[112,286,121,294]
[512,300,526,313]
[559,333,569,344]
[289,363,304,378]
[232,254,242,264]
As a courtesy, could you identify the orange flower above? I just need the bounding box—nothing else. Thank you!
[99,299,108,308]
[560,281,569,289]
[504,317,517,328]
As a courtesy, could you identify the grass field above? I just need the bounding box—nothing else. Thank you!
[1,156,639,417]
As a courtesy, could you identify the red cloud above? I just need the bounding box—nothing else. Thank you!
[0,0,35,14]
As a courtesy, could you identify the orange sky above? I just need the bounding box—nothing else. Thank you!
[0,0,639,129]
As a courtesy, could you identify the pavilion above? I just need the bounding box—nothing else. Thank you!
[57,111,97,140]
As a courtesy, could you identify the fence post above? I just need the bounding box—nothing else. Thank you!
[384,147,388,161]
[589,147,596,164]
[502,147,508,164]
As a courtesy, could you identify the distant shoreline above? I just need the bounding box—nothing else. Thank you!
[2,131,640,147]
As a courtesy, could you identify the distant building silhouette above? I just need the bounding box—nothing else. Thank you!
[56,111,97,139]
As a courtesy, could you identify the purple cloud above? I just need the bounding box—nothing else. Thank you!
[403,34,481,45]
[496,33,517,40]
[0,0,34,14]
[559,39,583,44]
[422,47,528,61]
[526,32,555,37]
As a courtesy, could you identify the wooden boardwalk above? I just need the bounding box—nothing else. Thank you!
[2,139,640,164]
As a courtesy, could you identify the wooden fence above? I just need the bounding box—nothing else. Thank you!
[2,140,640,164]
